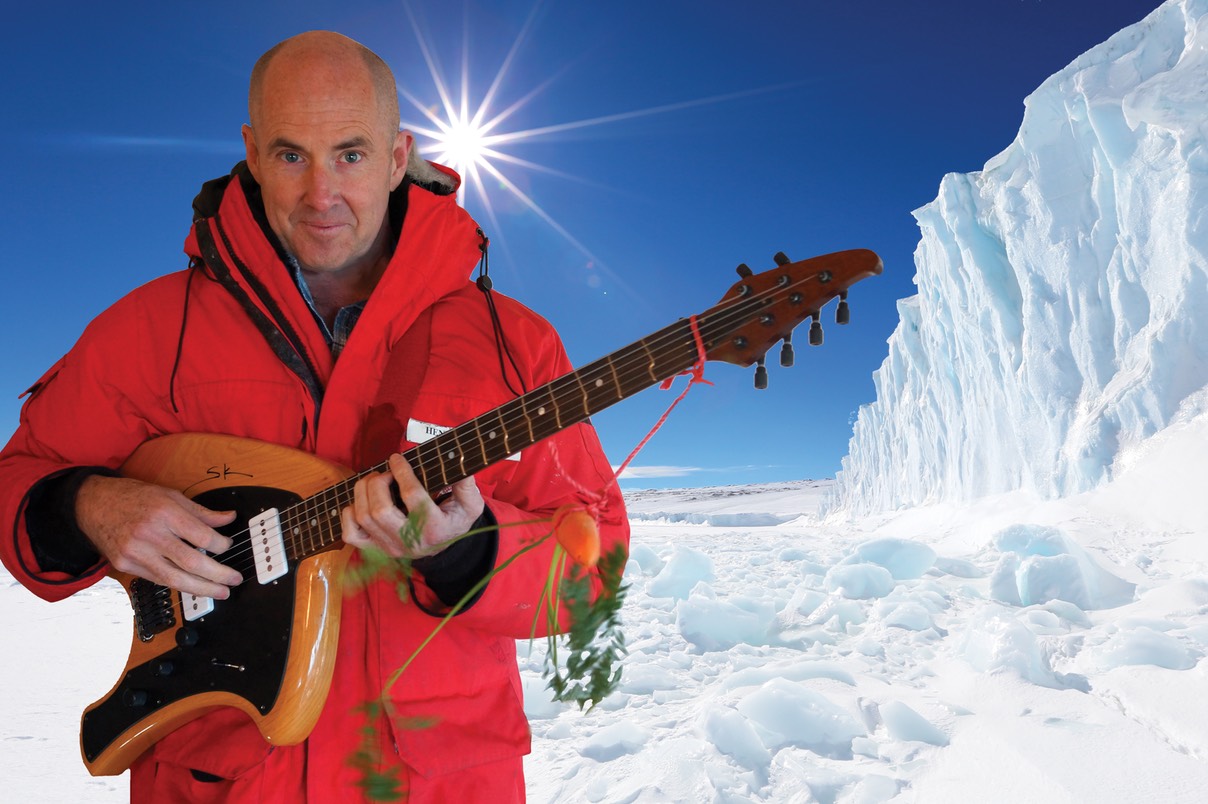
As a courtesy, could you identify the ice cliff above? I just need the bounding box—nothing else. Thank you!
[830,0,1208,515]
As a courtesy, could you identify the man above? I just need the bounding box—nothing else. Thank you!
[0,31,628,802]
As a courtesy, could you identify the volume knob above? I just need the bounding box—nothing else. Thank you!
[122,688,148,708]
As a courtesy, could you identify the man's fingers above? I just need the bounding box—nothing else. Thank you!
[347,473,406,556]
[166,536,242,588]
[340,456,485,559]
[155,557,236,600]
[192,500,238,529]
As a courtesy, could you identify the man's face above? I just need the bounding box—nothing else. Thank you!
[242,56,409,280]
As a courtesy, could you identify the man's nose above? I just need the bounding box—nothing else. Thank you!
[303,163,339,209]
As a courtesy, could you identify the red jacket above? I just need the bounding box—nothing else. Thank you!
[0,163,628,801]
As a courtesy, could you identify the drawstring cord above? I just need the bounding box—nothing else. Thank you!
[169,259,201,413]
[476,228,528,396]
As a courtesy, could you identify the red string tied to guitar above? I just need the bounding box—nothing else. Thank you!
[614,314,712,479]
[542,315,711,567]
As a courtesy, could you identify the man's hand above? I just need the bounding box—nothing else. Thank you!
[341,453,484,558]
[76,475,242,598]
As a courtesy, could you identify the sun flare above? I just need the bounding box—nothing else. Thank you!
[429,114,492,178]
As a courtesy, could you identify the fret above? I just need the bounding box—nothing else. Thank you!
[605,355,622,400]
[296,497,310,557]
[430,440,449,489]
[319,490,339,546]
[638,337,659,383]
[407,449,429,492]
[304,502,314,557]
[437,428,465,483]
[305,495,319,553]
[519,393,535,447]
[468,416,488,472]
[454,425,468,477]
[494,406,510,457]
[298,508,310,558]
[545,382,563,430]
[572,368,591,419]
[285,513,299,561]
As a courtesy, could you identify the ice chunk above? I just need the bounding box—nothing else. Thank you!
[880,700,950,746]
[988,525,1135,610]
[854,538,937,579]
[578,721,650,762]
[647,546,714,600]
[960,607,1064,688]
[1083,626,1198,671]
[676,592,772,651]
[701,706,771,771]
[627,543,664,575]
[736,678,865,759]
[825,564,895,600]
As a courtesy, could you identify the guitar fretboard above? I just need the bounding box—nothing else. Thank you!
[268,251,853,564]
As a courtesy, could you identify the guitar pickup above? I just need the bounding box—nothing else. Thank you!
[250,508,289,584]
[181,590,214,622]
[181,549,216,623]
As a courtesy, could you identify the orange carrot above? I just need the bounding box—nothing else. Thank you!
[551,505,600,568]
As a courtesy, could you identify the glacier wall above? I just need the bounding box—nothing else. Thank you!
[831,0,1208,515]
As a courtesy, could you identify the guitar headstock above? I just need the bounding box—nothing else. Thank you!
[701,249,882,382]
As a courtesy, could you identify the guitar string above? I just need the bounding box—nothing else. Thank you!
[180,266,844,597]
[170,267,850,603]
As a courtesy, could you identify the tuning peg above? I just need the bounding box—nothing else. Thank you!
[780,333,795,367]
[809,313,824,346]
[754,355,768,389]
[736,263,753,278]
[773,251,790,266]
[836,291,850,325]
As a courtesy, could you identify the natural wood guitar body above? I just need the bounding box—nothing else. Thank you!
[81,433,353,776]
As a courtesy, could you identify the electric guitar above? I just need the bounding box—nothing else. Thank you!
[81,248,882,775]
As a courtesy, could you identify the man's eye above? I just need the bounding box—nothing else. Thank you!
[342,152,362,163]
[281,153,300,163]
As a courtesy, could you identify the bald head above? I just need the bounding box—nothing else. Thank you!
[248,31,400,140]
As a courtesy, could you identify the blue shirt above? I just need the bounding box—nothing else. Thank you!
[291,261,365,358]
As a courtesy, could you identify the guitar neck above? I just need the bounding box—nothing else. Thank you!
[287,306,748,561]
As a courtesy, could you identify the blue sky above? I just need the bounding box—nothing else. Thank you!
[0,0,1160,489]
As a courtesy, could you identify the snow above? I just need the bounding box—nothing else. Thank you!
[5,1,1208,802]
[4,443,1208,802]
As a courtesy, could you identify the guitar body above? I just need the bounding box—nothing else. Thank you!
[80,433,353,776]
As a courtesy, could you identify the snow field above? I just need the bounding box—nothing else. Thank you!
[523,472,1208,803]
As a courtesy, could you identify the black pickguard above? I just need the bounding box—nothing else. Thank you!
[80,485,302,764]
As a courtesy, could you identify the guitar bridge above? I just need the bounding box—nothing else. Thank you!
[130,578,177,641]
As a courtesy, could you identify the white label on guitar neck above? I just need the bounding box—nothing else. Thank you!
[250,508,289,584]
[182,591,214,621]
[406,418,520,461]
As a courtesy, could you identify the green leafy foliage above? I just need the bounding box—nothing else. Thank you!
[342,507,428,602]
[348,509,629,800]
[348,701,408,802]
[543,543,629,710]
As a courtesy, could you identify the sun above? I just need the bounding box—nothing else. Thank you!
[428,114,491,179]
[395,0,793,285]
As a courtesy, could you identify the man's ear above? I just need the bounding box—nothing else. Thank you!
[242,124,261,180]
[390,130,414,190]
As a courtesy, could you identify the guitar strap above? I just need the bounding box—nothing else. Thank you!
[356,306,435,469]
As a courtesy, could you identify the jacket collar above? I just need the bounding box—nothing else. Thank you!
[183,154,483,388]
